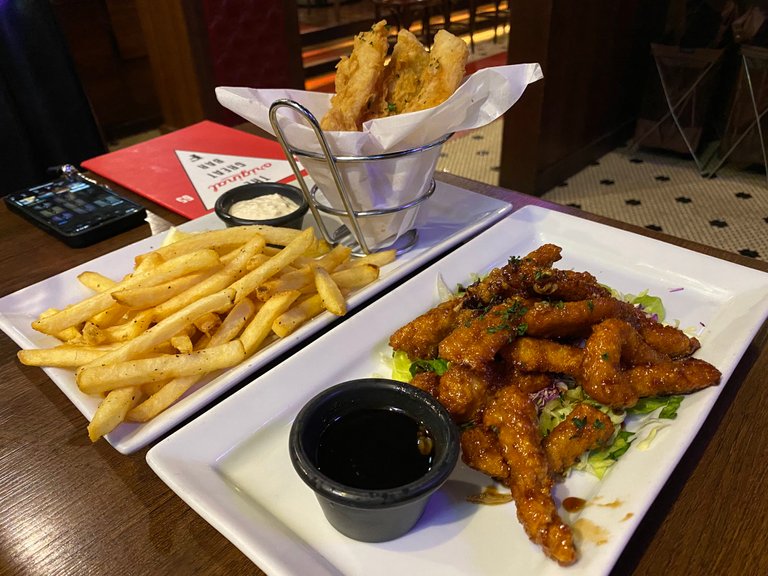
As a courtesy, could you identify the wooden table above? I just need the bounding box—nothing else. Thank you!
[2,171,767,575]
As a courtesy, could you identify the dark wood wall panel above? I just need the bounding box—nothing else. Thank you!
[52,0,162,140]
[500,0,669,195]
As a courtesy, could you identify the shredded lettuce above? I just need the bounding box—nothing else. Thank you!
[391,350,415,382]
[538,384,625,436]
[634,422,670,451]
[576,430,635,479]
[435,273,455,302]
[604,286,666,322]
[391,350,449,382]
[627,395,683,419]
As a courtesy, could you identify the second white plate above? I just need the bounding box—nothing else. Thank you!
[147,205,768,576]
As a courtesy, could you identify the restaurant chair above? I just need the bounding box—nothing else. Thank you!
[0,0,106,195]
[372,0,443,46]
[490,0,510,43]
[474,0,508,44]
[440,0,477,53]
[629,44,724,175]
[705,45,768,184]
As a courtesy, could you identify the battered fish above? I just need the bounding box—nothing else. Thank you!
[364,28,429,121]
[403,29,469,113]
[320,20,390,132]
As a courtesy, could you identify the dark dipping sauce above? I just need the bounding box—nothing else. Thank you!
[562,496,587,513]
[316,408,434,489]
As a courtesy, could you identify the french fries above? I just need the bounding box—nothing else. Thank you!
[313,266,346,316]
[18,224,395,442]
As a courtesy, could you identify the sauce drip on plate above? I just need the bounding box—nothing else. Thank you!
[563,497,587,512]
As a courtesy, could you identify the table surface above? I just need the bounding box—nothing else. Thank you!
[2,170,767,576]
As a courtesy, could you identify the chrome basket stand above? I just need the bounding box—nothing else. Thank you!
[268,98,451,255]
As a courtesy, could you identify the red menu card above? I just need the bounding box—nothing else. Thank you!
[81,120,297,220]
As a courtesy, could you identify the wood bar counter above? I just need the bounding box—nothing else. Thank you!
[1,171,767,575]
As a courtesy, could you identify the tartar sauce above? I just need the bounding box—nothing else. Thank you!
[229,194,300,220]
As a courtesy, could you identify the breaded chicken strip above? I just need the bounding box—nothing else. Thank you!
[523,297,630,339]
[439,299,531,369]
[404,29,469,113]
[543,403,615,475]
[498,337,583,378]
[437,364,492,422]
[389,298,470,360]
[320,20,390,131]
[529,268,611,301]
[626,358,721,397]
[484,386,577,566]
[628,311,701,358]
[464,244,563,308]
[409,370,440,397]
[364,28,429,121]
[499,366,555,394]
[461,425,510,481]
[581,319,719,407]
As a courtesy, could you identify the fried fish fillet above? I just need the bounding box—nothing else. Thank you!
[364,28,429,121]
[403,29,470,113]
[320,20,390,132]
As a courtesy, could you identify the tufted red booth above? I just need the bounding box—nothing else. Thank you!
[201,0,305,125]
[138,0,304,131]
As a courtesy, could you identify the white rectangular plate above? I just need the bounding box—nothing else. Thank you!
[0,181,511,454]
[147,205,768,576]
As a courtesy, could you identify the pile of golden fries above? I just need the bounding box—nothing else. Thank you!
[18,225,395,442]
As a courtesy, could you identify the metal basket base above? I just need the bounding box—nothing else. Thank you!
[331,225,419,257]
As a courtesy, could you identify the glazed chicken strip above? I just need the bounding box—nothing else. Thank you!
[522,297,630,339]
[464,244,563,307]
[528,268,611,301]
[484,385,577,566]
[626,358,721,397]
[409,370,440,398]
[437,364,493,423]
[629,311,701,358]
[388,298,471,360]
[499,367,555,394]
[498,337,583,378]
[543,403,615,475]
[581,318,662,407]
[439,299,530,368]
[581,319,719,408]
[461,425,510,482]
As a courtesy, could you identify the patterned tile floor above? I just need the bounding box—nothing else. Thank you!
[437,120,768,262]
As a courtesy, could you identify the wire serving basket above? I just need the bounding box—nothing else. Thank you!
[268,99,451,255]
